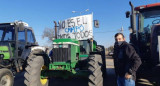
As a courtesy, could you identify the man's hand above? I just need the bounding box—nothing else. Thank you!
[125,73,132,79]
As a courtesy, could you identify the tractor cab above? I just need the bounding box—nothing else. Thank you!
[79,39,97,54]
[126,2,160,66]
[0,21,37,60]
[134,3,160,44]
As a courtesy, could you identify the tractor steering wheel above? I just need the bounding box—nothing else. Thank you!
[152,19,160,24]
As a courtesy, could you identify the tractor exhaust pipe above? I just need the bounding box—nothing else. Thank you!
[54,21,58,39]
[129,1,136,33]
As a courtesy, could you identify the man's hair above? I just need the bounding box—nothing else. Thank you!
[114,33,125,38]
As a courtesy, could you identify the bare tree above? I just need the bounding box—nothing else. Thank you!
[42,27,55,42]
[107,46,114,52]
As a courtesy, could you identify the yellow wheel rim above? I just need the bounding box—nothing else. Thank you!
[40,78,48,85]
[40,65,48,85]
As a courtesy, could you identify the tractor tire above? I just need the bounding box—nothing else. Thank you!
[88,54,103,86]
[0,68,14,86]
[96,45,107,78]
[24,54,48,86]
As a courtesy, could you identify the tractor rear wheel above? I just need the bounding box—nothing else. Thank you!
[0,68,13,86]
[96,45,107,78]
[88,54,103,86]
[24,55,48,86]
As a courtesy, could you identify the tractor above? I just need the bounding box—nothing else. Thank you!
[0,21,37,86]
[126,2,160,77]
[24,14,106,86]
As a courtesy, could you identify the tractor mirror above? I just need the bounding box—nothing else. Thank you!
[94,20,99,28]
[126,11,130,18]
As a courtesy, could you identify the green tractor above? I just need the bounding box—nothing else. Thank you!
[0,21,37,86]
[24,14,106,86]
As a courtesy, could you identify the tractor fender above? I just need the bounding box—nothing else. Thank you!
[30,46,50,66]
[31,46,48,55]
[21,46,49,70]
[21,46,47,60]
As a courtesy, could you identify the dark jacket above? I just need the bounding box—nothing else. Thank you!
[113,41,142,81]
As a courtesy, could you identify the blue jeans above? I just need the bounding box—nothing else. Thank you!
[117,76,135,86]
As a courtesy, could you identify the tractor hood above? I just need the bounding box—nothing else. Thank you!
[53,39,79,46]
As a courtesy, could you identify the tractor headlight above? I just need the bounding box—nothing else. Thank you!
[53,45,59,48]
[63,44,68,48]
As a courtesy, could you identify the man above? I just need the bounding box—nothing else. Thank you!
[113,33,142,86]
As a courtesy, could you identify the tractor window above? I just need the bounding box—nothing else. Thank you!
[3,28,14,41]
[140,10,160,34]
[4,32,12,41]
[136,14,139,32]
[80,41,90,54]
[0,26,15,41]
[27,30,35,43]
[18,31,25,42]
[0,29,3,41]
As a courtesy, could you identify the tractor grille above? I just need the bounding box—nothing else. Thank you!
[51,45,71,62]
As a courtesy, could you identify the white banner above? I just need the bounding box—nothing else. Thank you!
[58,14,93,40]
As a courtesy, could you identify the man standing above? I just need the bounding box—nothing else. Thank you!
[113,33,142,86]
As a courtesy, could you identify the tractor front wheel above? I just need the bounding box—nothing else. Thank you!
[96,45,107,78]
[88,54,103,86]
[0,68,14,86]
[24,55,48,86]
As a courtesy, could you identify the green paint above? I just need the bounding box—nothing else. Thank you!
[70,45,78,63]
[93,40,97,52]
[0,46,10,59]
[53,39,79,44]
[79,54,88,58]
[49,62,71,70]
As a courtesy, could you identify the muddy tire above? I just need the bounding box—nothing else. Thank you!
[88,54,103,86]
[0,68,14,86]
[96,45,107,78]
[24,54,48,86]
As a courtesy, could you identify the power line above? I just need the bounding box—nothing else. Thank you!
[94,30,128,33]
